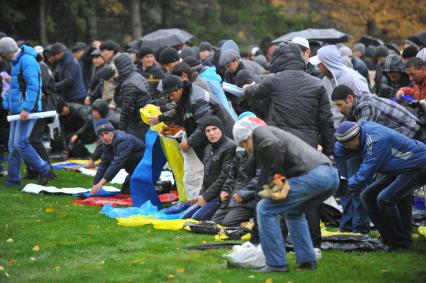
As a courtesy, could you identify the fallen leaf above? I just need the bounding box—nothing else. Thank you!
[146,229,152,235]
[0,266,4,271]
[53,266,61,271]
[8,259,16,265]
[265,278,273,283]
[99,260,105,265]
[167,274,176,280]
[177,268,185,273]
[381,269,389,272]
[4,272,10,278]
[30,257,37,261]
[4,224,8,230]
[248,275,255,278]
[32,245,40,251]
[6,239,13,243]
[46,208,54,213]
[218,281,222,283]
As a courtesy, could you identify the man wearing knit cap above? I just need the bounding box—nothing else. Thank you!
[159,47,181,72]
[99,40,120,64]
[199,41,215,67]
[181,116,236,220]
[0,36,53,186]
[91,119,145,194]
[335,120,426,250]
[137,46,164,101]
[232,118,339,273]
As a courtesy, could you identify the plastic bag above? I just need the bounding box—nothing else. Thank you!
[223,242,266,268]
[182,148,204,200]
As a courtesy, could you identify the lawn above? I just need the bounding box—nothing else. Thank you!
[0,169,425,283]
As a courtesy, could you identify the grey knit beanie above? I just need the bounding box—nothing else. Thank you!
[0,37,19,54]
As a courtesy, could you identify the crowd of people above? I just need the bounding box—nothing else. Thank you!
[0,29,426,273]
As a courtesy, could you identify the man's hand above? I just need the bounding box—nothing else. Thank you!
[147,115,160,125]
[197,195,207,207]
[92,40,101,49]
[233,193,243,203]
[179,140,190,152]
[242,81,255,93]
[220,191,229,202]
[20,110,29,121]
[84,96,92,106]
[70,134,78,144]
[90,178,107,195]
[108,101,117,110]
[395,90,404,101]
[187,198,198,205]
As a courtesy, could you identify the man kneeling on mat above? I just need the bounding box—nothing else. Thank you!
[91,119,144,195]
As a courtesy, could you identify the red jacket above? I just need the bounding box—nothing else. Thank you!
[399,80,426,100]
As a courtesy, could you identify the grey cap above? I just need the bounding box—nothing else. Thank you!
[0,37,19,54]
[91,48,102,57]
[50,42,67,55]
[232,116,266,145]
[219,49,240,66]
[353,43,366,54]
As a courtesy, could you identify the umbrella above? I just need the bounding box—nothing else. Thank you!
[272,28,349,44]
[141,28,194,51]
[357,35,384,47]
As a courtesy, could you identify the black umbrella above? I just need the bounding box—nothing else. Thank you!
[357,35,384,47]
[140,28,194,51]
[272,28,349,44]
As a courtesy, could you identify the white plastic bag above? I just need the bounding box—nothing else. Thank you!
[223,242,266,268]
[181,147,204,200]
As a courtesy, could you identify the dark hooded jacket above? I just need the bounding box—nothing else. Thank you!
[246,42,335,156]
[378,55,411,99]
[91,99,120,128]
[253,126,331,179]
[59,103,97,145]
[94,130,144,184]
[114,53,151,140]
[165,82,235,158]
[200,135,236,202]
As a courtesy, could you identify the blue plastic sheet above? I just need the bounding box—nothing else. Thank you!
[73,188,121,199]
[101,201,184,219]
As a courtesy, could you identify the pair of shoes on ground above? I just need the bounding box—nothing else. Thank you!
[252,262,317,273]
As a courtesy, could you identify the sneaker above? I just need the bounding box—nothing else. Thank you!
[252,265,290,273]
[314,248,322,260]
[37,170,54,186]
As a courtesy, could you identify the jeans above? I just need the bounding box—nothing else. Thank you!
[360,170,426,249]
[336,154,370,233]
[180,197,221,221]
[7,119,49,184]
[257,165,339,267]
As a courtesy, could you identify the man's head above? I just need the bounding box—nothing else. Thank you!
[405,57,426,85]
[91,48,104,67]
[162,75,184,103]
[95,119,115,145]
[352,43,365,59]
[219,50,240,74]
[382,54,406,83]
[199,41,213,60]
[159,48,180,72]
[99,40,120,63]
[171,62,194,82]
[375,46,389,65]
[139,47,156,69]
[291,37,310,63]
[0,37,19,61]
[202,116,224,144]
[335,121,361,151]
[71,44,85,60]
[50,42,67,62]
[232,116,266,153]
[182,56,203,77]
[309,52,333,78]
[56,99,70,117]
[92,99,109,120]
[331,85,355,117]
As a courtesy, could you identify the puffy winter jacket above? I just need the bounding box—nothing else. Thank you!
[114,54,151,136]
[247,42,335,155]
[335,121,426,192]
[200,136,236,202]
[55,51,86,103]
[5,45,42,114]
[94,130,144,184]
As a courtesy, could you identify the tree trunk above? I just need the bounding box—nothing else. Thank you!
[39,0,48,45]
[87,0,99,40]
[130,0,142,39]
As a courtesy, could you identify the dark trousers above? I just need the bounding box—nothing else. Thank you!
[360,170,425,249]
[211,206,254,227]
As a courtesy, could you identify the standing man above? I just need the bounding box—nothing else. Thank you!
[232,117,339,273]
[0,37,52,186]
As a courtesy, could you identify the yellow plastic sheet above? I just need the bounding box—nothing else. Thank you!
[419,226,426,237]
[117,216,155,227]
[117,215,199,231]
[140,105,186,202]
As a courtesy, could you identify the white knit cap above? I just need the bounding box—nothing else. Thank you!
[0,37,19,54]
[232,116,266,145]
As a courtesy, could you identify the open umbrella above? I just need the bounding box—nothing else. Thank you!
[357,35,384,47]
[272,28,349,44]
[141,28,194,51]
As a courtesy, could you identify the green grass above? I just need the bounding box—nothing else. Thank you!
[0,170,425,282]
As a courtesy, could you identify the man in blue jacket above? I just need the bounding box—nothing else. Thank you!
[335,121,426,250]
[0,37,52,186]
[91,119,144,194]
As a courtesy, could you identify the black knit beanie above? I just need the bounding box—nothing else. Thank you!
[202,116,224,132]
[162,75,183,94]
[331,85,354,101]
[159,48,180,65]
[139,47,154,59]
